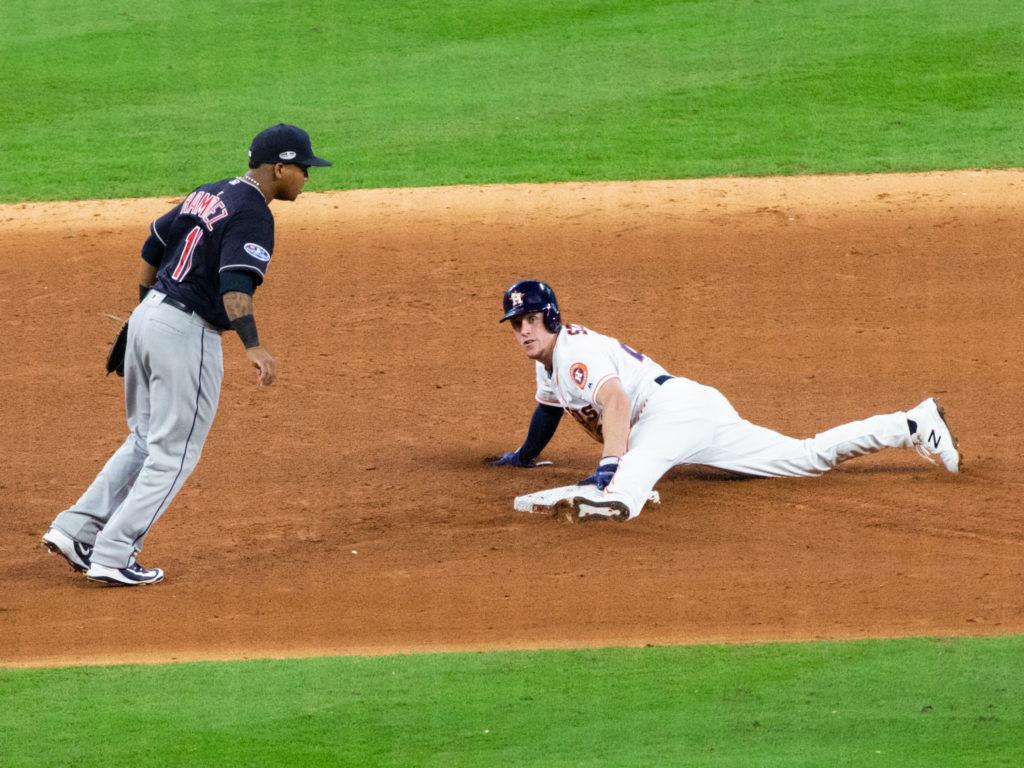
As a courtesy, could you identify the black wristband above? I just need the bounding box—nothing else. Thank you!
[139,284,151,302]
[229,313,260,348]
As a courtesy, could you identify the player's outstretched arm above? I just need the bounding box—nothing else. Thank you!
[486,403,562,467]
[224,290,276,387]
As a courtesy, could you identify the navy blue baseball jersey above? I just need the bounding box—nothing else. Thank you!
[144,176,274,329]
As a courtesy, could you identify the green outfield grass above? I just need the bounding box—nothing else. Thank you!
[2,637,1022,768]
[0,0,1021,202]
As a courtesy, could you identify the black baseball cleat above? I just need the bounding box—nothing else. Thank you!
[42,528,93,572]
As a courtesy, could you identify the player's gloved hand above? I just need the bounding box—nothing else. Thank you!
[486,451,552,468]
[105,320,129,377]
[579,456,619,490]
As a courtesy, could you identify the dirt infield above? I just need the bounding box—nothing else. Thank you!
[2,170,1022,668]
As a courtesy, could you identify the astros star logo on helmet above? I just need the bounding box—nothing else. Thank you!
[510,291,524,309]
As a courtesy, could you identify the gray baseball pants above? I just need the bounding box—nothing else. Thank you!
[51,291,223,568]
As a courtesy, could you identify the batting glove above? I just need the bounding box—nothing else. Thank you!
[580,456,619,490]
[487,451,551,468]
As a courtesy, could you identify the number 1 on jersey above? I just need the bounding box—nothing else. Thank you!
[172,226,203,281]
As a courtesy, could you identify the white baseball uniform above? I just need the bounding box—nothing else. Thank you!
[534,324,915,519]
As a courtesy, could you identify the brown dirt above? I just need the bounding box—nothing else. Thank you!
[2,170,1022,668]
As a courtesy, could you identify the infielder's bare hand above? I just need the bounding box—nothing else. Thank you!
[246,346,276,386]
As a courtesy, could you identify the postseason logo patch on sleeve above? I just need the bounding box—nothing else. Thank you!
[244,242,271,262]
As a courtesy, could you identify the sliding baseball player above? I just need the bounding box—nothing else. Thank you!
[489,280,959,522]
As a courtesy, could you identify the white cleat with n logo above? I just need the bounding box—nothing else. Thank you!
[908,397,960,472]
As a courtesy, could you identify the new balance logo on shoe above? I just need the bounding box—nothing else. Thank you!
[908,397,960,473]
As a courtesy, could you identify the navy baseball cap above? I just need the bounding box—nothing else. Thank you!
[249,124,332,167]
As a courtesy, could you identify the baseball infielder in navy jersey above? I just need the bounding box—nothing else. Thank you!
[489,280,960,523]
[43,124,331,585]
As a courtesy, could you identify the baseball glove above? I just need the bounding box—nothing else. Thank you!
[105,320,129,377]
